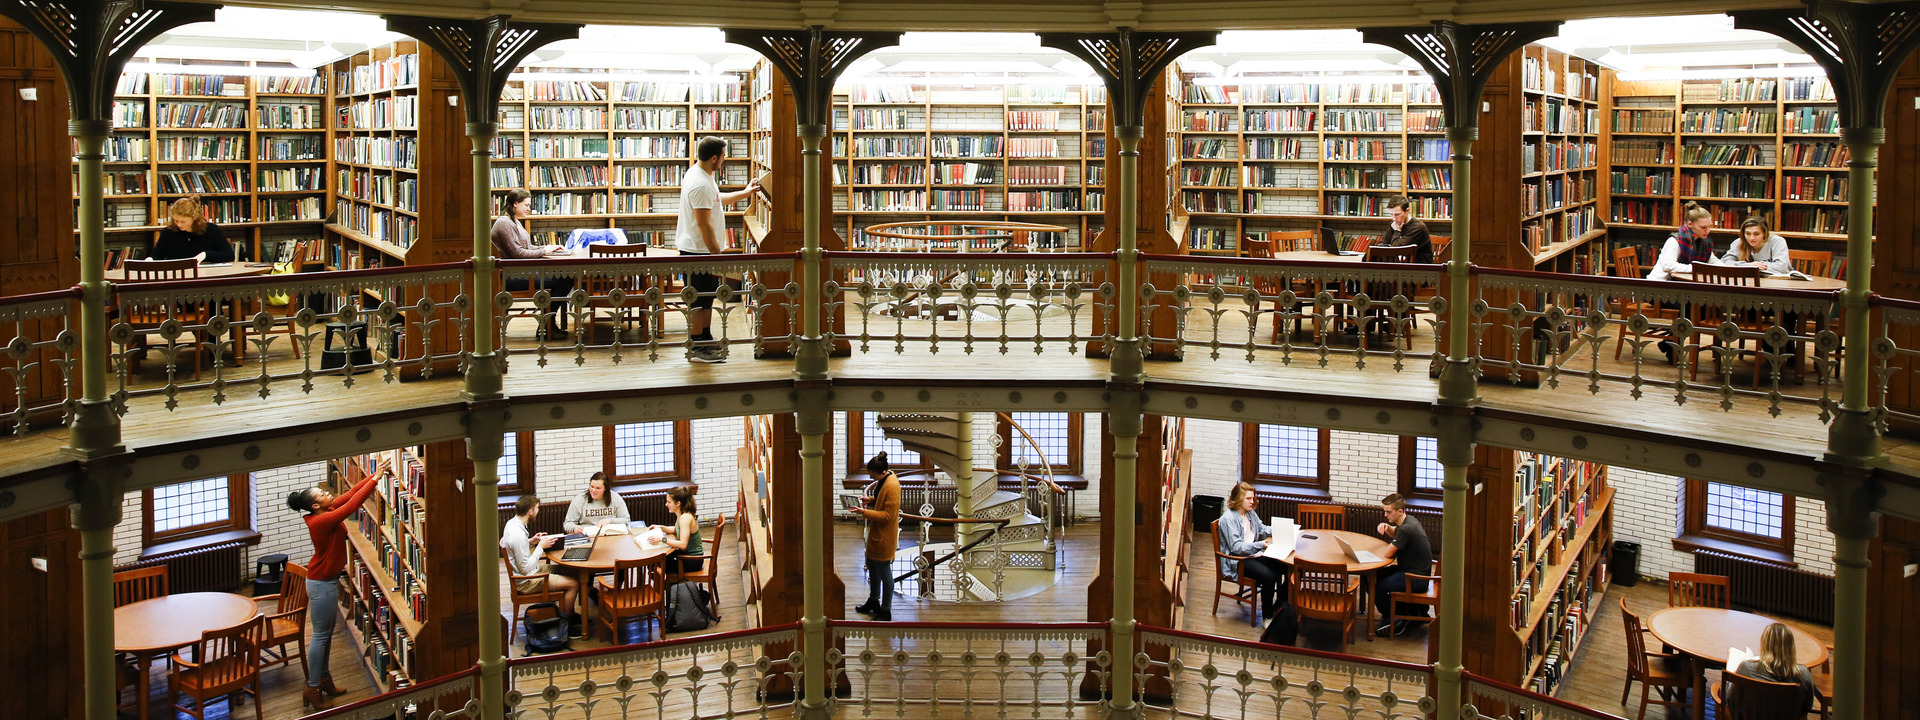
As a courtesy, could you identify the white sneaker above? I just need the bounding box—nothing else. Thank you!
[689,346,726,364]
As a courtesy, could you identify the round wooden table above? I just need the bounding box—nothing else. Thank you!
[545,529,675,620]
[115,592,260,719]
[108,262,277,282]
[1671,270,1846,291]
[1272,250,1369,263]
[1647,607,1828,720]
[1277,528,1396,640]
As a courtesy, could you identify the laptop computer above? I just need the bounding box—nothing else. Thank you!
[1321,228,1363,256]
[559,530,599,562]
[1333,535,1383,564]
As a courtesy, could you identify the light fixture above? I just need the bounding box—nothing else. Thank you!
[123,61,315,78]
[1191,74,1430,87]
[1617,66,1826,81]
[506,70,742,84]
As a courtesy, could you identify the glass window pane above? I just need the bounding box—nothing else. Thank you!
[1007,412,1071,469]
[1413,437,1444,491]
[862,414,922,467]
[1257,425,1319,479]
[613,422,677,476]
[497,435,518,486]
[1704,482,1784,539]
[152,477,229,533]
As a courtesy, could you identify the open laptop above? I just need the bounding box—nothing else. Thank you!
[560,529,599,562]
[1333,535,1383,564]
[1321,228,1363,256]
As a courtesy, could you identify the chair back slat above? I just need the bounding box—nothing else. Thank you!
[1787,249,1832,278]
[1620,597,1651,677]
[1690,263,1762,286]
[278,563,310,614]
[1295,504,1345,531]
[1289,558,1357,620]
[1669,572,1731,609]
[589,243,649,258]
[1366,244,1418,264]
[1613,246,1644,278]
[187,615,264,690]
[123,258,201,282]
[1720,670,1809,720]
[113,566,169,607]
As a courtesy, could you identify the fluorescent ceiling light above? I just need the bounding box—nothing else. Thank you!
[899,32,1039,51]
[507,70,740,83]
[123,61,315,77]
[1193,74,1430,87]
[1618,66,1826,81]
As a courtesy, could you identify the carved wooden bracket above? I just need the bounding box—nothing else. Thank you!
[1363,20,1560,130]
[384,14,580,130]
[1039,28,1216,135]
[0,0,217,123]
[723,26,899,135]
[1734,0,1920,130]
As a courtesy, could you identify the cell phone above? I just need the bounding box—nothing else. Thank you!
[1301,534,1319,540]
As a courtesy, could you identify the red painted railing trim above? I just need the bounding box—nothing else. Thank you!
[829,619,1109,631]
[497,251,801,269]
[504,621,804,668]
[0,285,84,309]
[1136,624,1435,674]
[822,250,1118,262]
[297,665,481,720]
[1871,293,1920,312]
[1474,265,1843,303]
[113,260,474,295]
[1462,670,1634,720]
[1139,252,1431,274]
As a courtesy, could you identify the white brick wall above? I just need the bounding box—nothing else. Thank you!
[528,421,738,522]
[1606,467,1692,581]
[1794,497,1835,575]
[252,463,330,579]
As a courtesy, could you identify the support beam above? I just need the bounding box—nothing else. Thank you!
[70,460,127,720]
[466,405,508,720]
[794,391,832,719]
[1432,412,1475,720]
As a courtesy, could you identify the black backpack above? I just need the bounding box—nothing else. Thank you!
[664,581,714,633]
[524,602,572,654]
[1259,602,1300,647]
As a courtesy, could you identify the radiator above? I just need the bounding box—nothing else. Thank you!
[1253,497,1445,552]
[116,540,247,594]
[1693,549,1834,625]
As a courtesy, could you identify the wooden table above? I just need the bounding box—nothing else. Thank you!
[1273,528,1396,640]
[114,592,260,719]
[545,529,674,621]
[1647,607,1828,720]
[1670,271,1846,291]
[107,262,277,282]
[1271,250,1372,262]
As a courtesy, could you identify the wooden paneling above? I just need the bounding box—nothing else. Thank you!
[0,508,83,720]
[1084,413,1178,698]
[1866,515,1920,720]
[1875,53,1920,432]
[419,440,479,679]
[754,67,845,357]
[0,19,79,423]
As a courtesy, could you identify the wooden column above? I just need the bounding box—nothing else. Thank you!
[747,67,843,357]
[1082,412,1178,700]
[759,413,845,698]
[0,508,83,720]
[1873,52,1920,432]
[1087,73,1181,359]
[416,439,480,682]
[1866,515,1920,719]
[0,18,79,424]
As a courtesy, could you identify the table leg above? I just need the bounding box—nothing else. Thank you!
[1364,572,1377,641]
[137,651,153,720]
[1692,658,1706,720]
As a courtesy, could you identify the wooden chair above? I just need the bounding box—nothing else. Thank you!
[1388,571,1440,631]
[113,566,169,607]
[120,258,210,380]
[166,615,266,720]
[595,555,667,642]
[502,547,566,637]
[1668,572,1731,609]
[1289,558,1361,652]
[1365,244,1417,264]
[1429,235,1451,261]
[256,562,310,678]
[1788,249,1833,278]
[583,242,653,341]
[1621,597,1693,720]
[1713,669,1814,720]
[1611,246,1678,360]
[259,239,309,359]
[1247,232,1316,341]
[1295,504,1345,531]
[665,514,728,621]
[1210,518,1263,627]
[1685,265,1769,386]
[1269,229,1316,253]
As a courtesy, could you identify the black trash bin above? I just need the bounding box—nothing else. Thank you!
[1191,495,1224,533]
[1609,540,1641,587]
[253,553,289,596]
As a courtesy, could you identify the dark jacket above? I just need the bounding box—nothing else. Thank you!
[151,223,233,263]
[1378,218,1432,263]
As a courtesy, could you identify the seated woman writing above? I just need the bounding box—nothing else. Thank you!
[562,471,631,534]
[660,486,704,575]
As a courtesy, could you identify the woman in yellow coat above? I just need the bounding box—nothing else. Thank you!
[853,453,901,621]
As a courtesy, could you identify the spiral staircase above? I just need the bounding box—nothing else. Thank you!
[873,412,1061,602]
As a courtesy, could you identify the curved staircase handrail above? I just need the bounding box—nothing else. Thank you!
[900,513,1011,526]
[893,524,1005,584]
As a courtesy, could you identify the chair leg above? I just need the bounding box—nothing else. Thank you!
[252,679,265,720]
[1620,670,1632,705]
[1637,681,1651,720]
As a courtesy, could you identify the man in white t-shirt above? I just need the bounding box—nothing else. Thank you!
[676,136,762,363]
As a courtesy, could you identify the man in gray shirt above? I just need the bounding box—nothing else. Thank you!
[1373,492,1432,637]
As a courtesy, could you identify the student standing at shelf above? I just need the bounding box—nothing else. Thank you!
[562,471,632,533]
[1373,492,1432,638]
[852,453,901,621]
[502,495,583,637]
[1218,482,1287,619]
[660,486,705,575]
[285,456,394,711]
[491,187,576,335]
[1377,196,1433,263]
[1722,216,1791,275]
[149,195,235,263]
[676,136,762,364]
[1645,201,1723,281]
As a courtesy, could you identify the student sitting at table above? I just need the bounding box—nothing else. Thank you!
[150,195,234,263]
[1727,622,1818,715]
[1646,201,1723,281]
[1218,482,1288,618]
[491,187,576,333]
[502,494,581,637]
[660,486,705,575]
[1377,195,1432,263]
[1723,216,1792,275]
[563,471,632,533]
[1373,493,1432,637]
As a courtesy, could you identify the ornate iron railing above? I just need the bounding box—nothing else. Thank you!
[1137,626,1436,720]
[1871,295,1920,431]
[0,288,81,433]
[1464,673,1630,720]
[823,251,1115,356]
[827,620,1110,718]
[302,666,479,720]
[505,622,803,720]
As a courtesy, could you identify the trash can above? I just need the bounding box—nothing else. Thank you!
[1609,540,1641,587]
[1191,495,1225,532]
[253,553,289,597]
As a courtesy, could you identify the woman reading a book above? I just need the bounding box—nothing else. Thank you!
[1723,216,1792,275]
[1218,482,1287,619]
[1726,622,1818,715]
[285,456,393,711]
[660,486,705,575]
[490,187,575,334]
[563,471,632,533]
[1646,201,1722,281]
[150,195,234,263]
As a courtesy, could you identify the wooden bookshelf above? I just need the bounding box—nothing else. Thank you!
[81,62,331,263]
[824,79,1108,251]
[1515,46,1607,275]
[325,442,475,693]
[1604,69,1851,264]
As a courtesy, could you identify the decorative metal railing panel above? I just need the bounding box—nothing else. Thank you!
[0,289,80,433]
[498,253,800,366]
[828,621,1110,718]
[1138,255,1445,372]
[303,668,479,720]
[506,623,802,720]
[824,252,1115,356]
[1464,674,1629,720]
[109,264,472,410]
[1138,626,1435,720]
[1475,269,1840,418]
[1872,296,1920,431]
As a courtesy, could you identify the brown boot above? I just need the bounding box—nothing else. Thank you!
[319,674,345,697]
[303,686,333,711]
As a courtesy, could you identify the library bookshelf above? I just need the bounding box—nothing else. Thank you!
[325,442,477,694]
[824,78,1109,252]
[1465,446,1615,699]
[83,62,331,263]
[1605,70,1850,272]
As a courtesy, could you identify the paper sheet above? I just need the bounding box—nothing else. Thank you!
[1727,647,1754,669]
[1263,519,1299,562]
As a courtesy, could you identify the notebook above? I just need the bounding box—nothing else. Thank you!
[560,530,599,562]
[1334,535,1383,564]
[1262,518,1299,562]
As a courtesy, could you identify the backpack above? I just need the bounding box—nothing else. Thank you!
[523,602,572,654]
[664,581,714,633]
[1259,602,1299,647]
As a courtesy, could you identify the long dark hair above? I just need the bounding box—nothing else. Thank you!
[581,471,611,506]
[1736,216,1773,262]
[667,485,697,516]
[500,187,531,220]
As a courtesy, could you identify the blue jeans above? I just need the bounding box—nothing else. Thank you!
[306,577,339,687]
[865,558,893,614]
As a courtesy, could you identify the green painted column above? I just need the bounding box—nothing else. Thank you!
[795,392,831,719]
[467,407,507,720]
[1824,474,1873,720]
[1106,394,1144,718]
[1437,128,1477,402]
[1432,413,1474,720]
[1827,128,1882,464]
[1111,132,1144,386]
[467,125,504,401]
[71,463,126,720]
[796,130,828,382]
[67,121,122,458]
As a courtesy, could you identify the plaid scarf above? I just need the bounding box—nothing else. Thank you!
[1674,229,1715,264]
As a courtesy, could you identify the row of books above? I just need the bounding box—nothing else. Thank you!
[1680,143,1769,166]
[1613,139,1673,165]
[1610,168,1673,196]
[338,54,419,96]
[1683,77,1778,103]
[257,103,324,130]
[1782,174,1848,202]
[1007,110,1067,131]
[334,136,418,170]
[155,136,247,162]
[1007,190,1081,212]
[1783,141,1849,168]
[1677,172,1775,199]
[529,106,610,130]
[1324,109,1395,132]
[1681,108,1778,134]
[1182,190,1241,214]
[1324,166,1389,190]
[611,107,686,130]
[347,557,417,684]
[261,196,324,222]
[1612,109,1675,134]
[1608,199,1672,226]
[339,96,416,131]
[256,166,325,192]
[154,101,249,129]
[1325,138,1391,161]
[1184,165,1238,187]
[530,164,612,189]
[157,169,246,194]
[1244,109,1317,132]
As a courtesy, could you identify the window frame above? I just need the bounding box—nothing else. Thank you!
[997,412,1084,476]
[1396,436,1446,505]
[1239,424,1332,497]
[495,431,536,495]
[1683,478,1795,554]
[601,421,694,487]
[143,473,252,545]
[846,411,930,479]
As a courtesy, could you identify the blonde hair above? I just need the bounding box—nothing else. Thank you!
[168,195,208,234]
[1756,622,1798,678]
[1736,217,1773,262]
[1227,482,1256,511]
[1682,201,1712,226]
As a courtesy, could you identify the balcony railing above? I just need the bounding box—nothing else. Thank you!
[505,622,801,719]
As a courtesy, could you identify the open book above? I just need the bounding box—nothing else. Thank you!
[1765,269,1813,281]
[1727,646,1755,669]
[1262,518,1299,562]
[634,527,670,551]
[582,522,631,537]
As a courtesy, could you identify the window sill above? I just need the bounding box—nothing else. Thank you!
[1672,534,1797,568]
[1250,483,1333,503]
[140,529,261,560]
[1401,495,1445,513]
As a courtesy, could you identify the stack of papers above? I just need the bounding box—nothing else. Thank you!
[560,532,590,548]
[1263,519,1299,562]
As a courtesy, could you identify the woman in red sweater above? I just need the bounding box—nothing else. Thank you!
[286,457,391,710]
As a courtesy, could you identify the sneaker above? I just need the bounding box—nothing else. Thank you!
[689,346,726,364]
